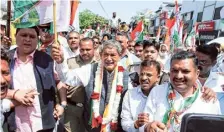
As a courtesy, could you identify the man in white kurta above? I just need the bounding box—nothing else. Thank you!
[140,83,221,132]
[140,51,222,132]
[195,44,224,114]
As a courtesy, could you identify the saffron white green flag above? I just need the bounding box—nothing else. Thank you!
[185,23,199,47]
[179,21,184,45]
[170,18,181,50]
[130,21,144,42]
[12,0,71,32]
[170,0,183,50]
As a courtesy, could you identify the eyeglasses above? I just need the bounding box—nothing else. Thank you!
[118,41,123,44]
[39,27,50,33]
[198,60,212,66]
[94,41,100,44]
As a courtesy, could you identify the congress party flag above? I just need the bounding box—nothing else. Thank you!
[130,21,144,41]
[12,0,72,32]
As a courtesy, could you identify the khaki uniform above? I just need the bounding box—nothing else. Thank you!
[64,55,99,132]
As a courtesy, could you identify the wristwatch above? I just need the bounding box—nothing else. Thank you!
[60,104,68,109]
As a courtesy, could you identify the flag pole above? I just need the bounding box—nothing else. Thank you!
[53,0,58,45]
[6,0,11,38]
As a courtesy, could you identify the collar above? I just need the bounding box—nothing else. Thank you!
[197,72,217,87]
[137,86,148,98]
[14,49,36,60]
[69,47,79,54]
[106,68,115,76]
[14,49,36,64]
[76,55,84,63]
[121,50,130,58]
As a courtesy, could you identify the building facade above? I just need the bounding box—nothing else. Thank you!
[181,0,224,43]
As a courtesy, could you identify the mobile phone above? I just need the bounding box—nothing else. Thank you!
[180,113,224,132]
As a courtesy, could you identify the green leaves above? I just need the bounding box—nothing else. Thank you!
[79,9,108,30]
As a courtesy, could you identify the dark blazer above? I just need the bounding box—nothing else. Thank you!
[7,49,56,131]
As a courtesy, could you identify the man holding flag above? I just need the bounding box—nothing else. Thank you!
[7,26,67,132]
[4,0,75,131]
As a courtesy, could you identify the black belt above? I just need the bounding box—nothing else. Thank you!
[67,99,83,107]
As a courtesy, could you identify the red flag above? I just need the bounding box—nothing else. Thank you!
[130,21,143,40]
[164,18,176,47]
[165,18,176,35]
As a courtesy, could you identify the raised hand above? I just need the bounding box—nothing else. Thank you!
[201,86,217,103]
[51,43,64,64]
[1,36,12,49]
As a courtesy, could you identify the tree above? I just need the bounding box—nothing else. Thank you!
[79,9,108,30]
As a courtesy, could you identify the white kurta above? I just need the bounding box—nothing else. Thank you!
[139,83,221,132]
[197,72,224,114]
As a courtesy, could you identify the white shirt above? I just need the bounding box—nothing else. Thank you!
[64,64,91,87]
[217,63,224,72]
[212,53,224,72]
[111,17,119,28]
[62,45,79,61]
[120,50,141,70]
[157,54,171,68]
[57,63,133,89]
[197,72,224,114]
[139,83,221,132]
[197,72,224,93]
[55,40,79,82]
[121,86,147,132]
[1,99,11,132]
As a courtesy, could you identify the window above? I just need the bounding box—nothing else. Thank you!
[213,6,223,20]
[202,5,215,21]
[197,12,203,22]
[151,20,155,26]
[182,13,187,22]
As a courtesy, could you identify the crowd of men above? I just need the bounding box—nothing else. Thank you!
[1,11,224,132]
